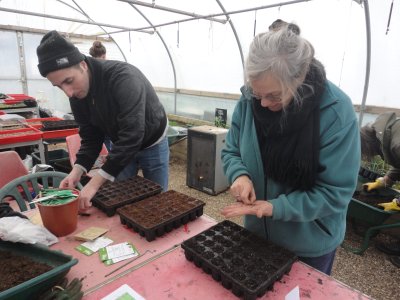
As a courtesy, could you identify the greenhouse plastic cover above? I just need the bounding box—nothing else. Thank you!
[0,0,399,112]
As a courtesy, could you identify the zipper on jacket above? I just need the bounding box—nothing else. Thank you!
[263,216,269,240]
[263,176,269,240]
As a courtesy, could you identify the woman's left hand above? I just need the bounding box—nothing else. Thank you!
[221,200,273,218]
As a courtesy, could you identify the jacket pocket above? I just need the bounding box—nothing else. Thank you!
[314,219,332,237]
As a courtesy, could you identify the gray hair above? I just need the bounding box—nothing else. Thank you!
[245,24,319,104]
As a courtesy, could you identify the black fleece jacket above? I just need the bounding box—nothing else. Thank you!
[70,56,167,177]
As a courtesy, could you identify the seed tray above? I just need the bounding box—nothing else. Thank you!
[358,166,383,181]
[41,120,79,131]
[0,120,26,130]
[0,127,42,145]
[92,176,163,216]
[26,117,62,129]
[117,190,205,242]
[181,220,297,300]
[0,241,77,300]
[26,117,79,139]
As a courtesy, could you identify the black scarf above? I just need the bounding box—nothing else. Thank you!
[252,60,326,191]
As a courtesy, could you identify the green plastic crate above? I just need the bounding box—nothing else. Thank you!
[0,241,78,300]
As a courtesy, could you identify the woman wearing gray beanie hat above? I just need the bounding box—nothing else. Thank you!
[36,31,169,211]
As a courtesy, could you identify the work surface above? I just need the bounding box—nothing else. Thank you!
[28,207,373,299]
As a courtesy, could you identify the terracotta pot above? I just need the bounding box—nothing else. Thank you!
[37,189,79,237]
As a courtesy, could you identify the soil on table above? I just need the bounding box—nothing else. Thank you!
[353,192,394,208]
[0,250,52,292]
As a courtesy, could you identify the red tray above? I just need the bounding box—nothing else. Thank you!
[26,117,79,139]
[3,94,36,104]
[26,117,62,129]
[0,127,42,145]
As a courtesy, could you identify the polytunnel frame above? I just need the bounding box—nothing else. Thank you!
[119,0,370,124]
[0,0,370,122]
[105,0,313,114]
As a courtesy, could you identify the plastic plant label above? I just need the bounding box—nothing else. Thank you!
[285,285,300,300]
[75,236,113,256]
[99,242,138,262]
[101,284,145,300]
[103,253,138,266]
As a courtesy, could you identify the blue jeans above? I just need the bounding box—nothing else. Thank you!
[298,248,337,275]
[116,137,169,191]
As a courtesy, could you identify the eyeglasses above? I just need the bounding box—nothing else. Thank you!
[250,93,283,103]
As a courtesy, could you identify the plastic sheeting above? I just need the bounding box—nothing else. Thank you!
[0,0,399,111]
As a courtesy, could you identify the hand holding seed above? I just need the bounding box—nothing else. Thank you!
[230,175,256,205]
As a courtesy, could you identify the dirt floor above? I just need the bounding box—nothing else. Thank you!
[168,157,398,300]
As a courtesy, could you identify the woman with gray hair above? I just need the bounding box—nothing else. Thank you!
[221,22,360,275]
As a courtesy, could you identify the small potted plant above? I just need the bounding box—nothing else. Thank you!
[34,188,80,237]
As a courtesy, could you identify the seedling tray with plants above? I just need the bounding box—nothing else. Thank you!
[26,117,78,139]
[0,241,78,300]
[181,220,297,300]
[38,119,79,139]
[117,190,205,242]
[41,120,78,131]
[358,166,384,182]
[92,176,163,216]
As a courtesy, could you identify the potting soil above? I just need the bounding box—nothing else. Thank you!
[0,250,52,292]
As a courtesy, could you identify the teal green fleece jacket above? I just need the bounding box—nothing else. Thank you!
[221,81,360,257]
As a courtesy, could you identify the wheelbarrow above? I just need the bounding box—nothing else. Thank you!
[167,126,187,146]
[342,174,400,255]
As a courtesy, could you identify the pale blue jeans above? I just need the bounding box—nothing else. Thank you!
[116,137,169,191]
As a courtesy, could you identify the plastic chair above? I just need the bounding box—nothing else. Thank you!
[0,171,82,212]
[0,151,28,188]
[65,134,108,178]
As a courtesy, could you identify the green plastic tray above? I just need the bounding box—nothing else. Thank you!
[0,241,78,300]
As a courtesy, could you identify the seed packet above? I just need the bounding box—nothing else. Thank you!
[101,284,145,300]
[99,242,138,264]
[74,226,109,241]
[75,236,113,256]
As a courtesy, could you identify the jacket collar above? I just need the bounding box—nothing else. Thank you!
[85,56,101,99]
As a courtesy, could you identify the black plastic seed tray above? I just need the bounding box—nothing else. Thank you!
[117,190,205,241]
[181,220,297,300]
[41,120,78,131]
[358,166,383,181]
[92,176,162,216]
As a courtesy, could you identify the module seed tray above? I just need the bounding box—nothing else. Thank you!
[26,117,79,139]
[41,120,79,131]
[92,176,163,216]
[117,190,205,242]
[358,166,383,182]
[181,220,297,300]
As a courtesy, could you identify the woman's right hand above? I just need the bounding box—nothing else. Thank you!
[230,175,256,205]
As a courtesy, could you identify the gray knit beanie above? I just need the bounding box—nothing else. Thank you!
[37,30,85,77]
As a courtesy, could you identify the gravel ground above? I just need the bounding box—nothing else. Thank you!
[168,157,398,300]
